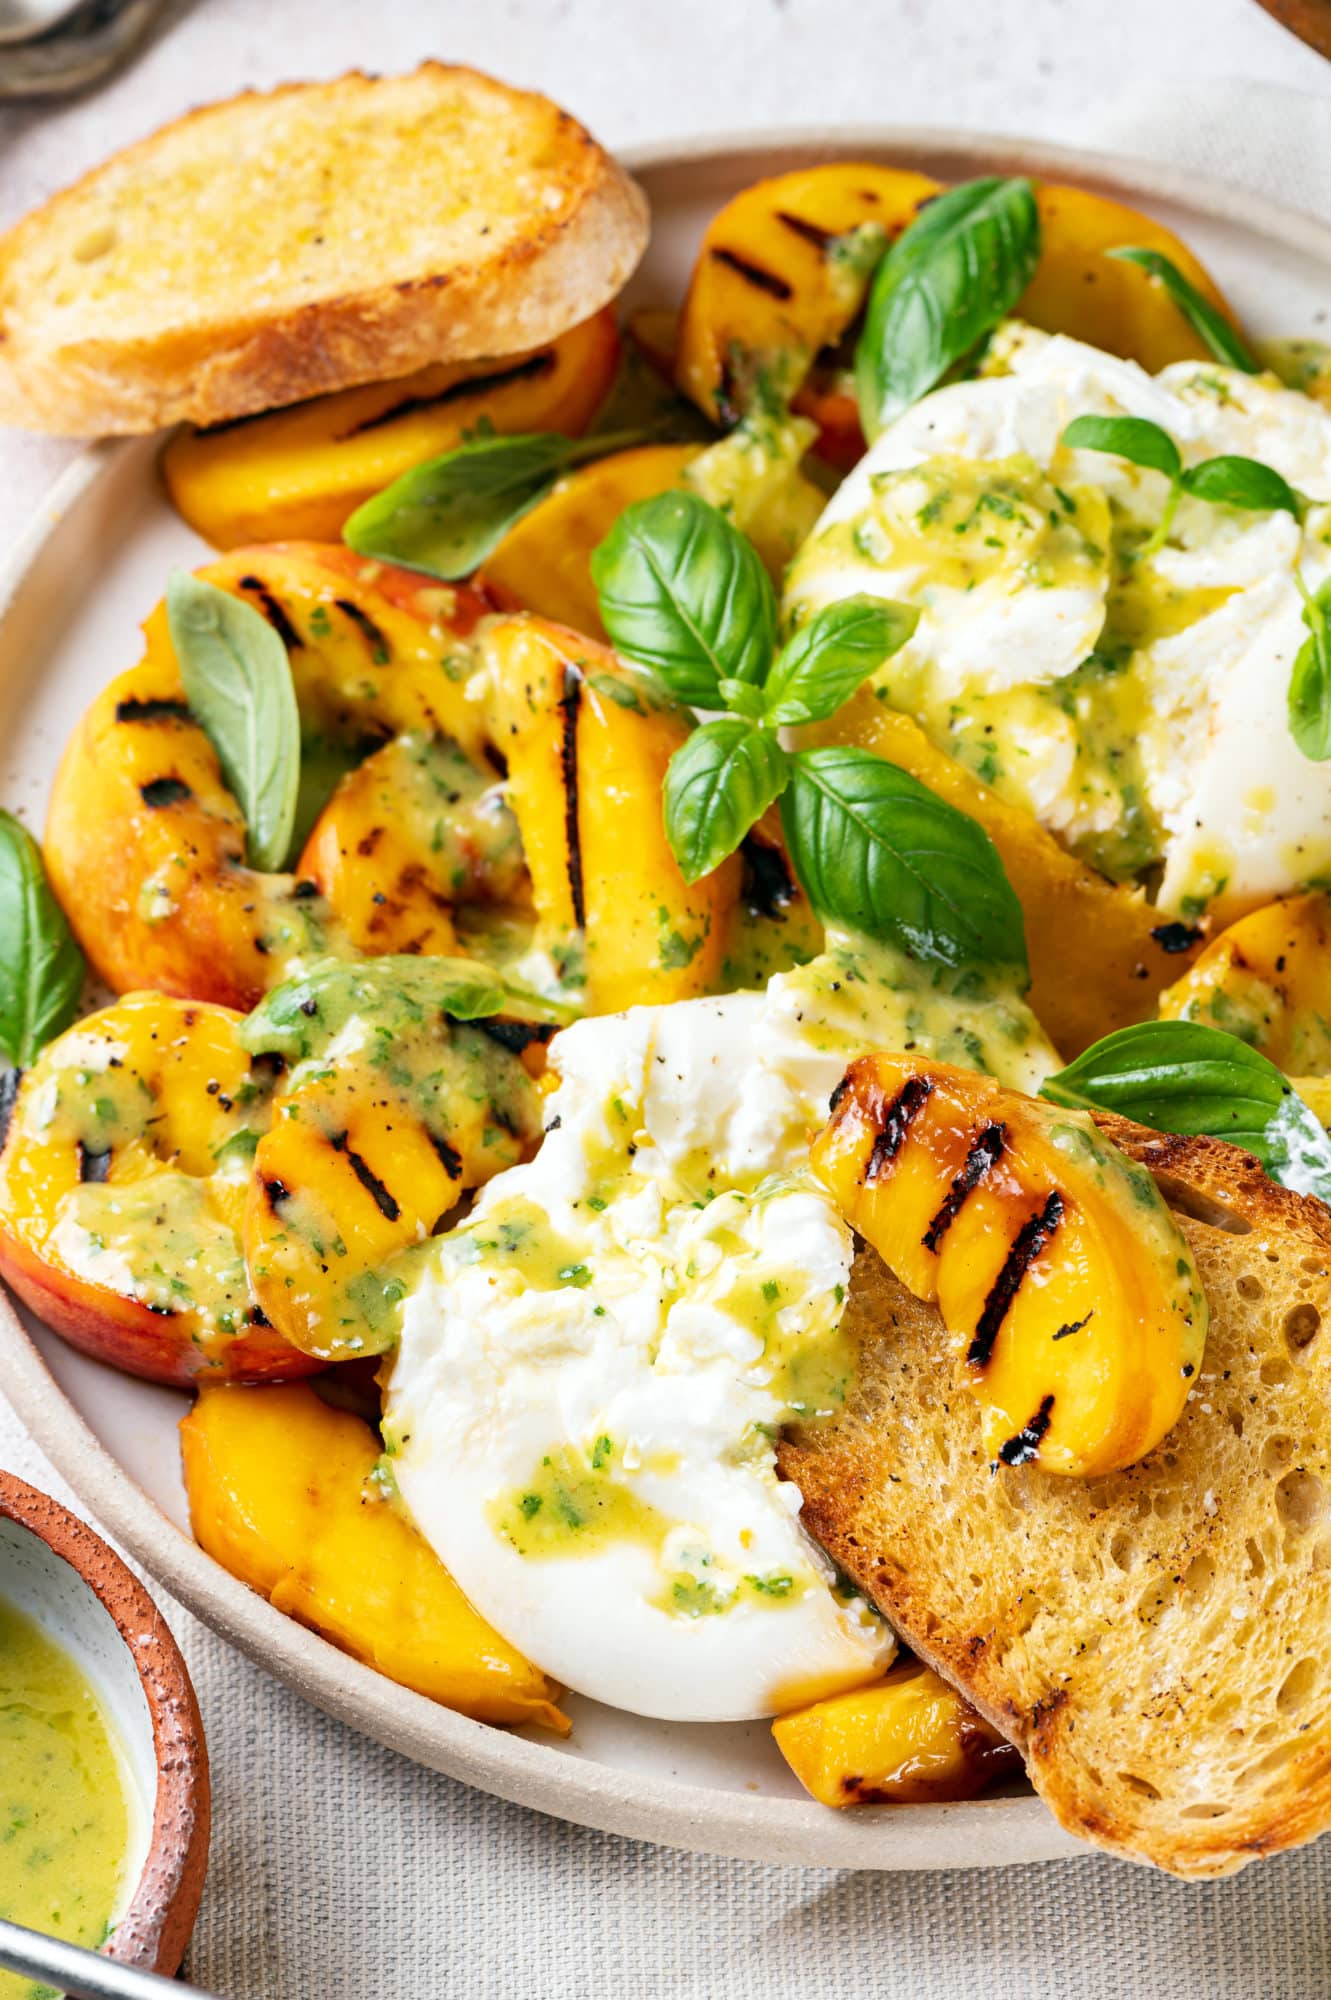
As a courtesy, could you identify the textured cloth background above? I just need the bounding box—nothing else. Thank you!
[4,5,1331,1994]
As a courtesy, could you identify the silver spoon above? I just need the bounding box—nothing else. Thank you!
[0,0,168,98]
[0,0,88,45]
[0,1918,223,2000]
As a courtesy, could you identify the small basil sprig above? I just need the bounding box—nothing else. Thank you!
[1041,1019,1331,1202]
[1060,414,1302,554]
[593,493,1028,976]
[345,427,649,580]
[855,177,1041,440]
[166,571,300,871]
[1289,574,1331,760]
[0,811,85,1069]
[591,489,777,705]
[664,720,790,885]
[1106,248,1258,374]
[782,746,1028,973]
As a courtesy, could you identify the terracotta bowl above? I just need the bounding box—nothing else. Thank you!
[0,1471,210,1976]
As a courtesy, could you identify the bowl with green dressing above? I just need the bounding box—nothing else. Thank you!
[0,1472,210,1992]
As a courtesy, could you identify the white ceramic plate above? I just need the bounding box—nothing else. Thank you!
[4,129,1331,1871]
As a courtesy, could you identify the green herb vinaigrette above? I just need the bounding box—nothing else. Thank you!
[789,446,1254,881]
[14,1032,275,1335]
[476,934,1052,1612]
[0,1599,135,2000]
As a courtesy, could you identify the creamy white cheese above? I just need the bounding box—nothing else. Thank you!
[786,324,1331,920]
[385,944,1055,1722]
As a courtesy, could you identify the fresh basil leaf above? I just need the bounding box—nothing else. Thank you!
[1181,454,1302,517]
[1106,248,1258,373]
[591,490,778,708]
[345,428,648,580]
[165,572,299,873]
[715,677,767,721]
[242,953,575,1064]
[780,747,1028,976]
[0,810,85,1069]
[1060,414,1182,483]
[855,177,1041,439]
[1041,1019,1331,1201]
[1289,576,1331,760]
[664,718,790,883]
[763,596,919,727]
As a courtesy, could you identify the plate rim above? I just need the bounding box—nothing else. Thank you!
[6,119,1321,1873]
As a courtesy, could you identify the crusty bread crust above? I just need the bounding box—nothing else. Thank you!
[780,1117,1331,1877]
[0,65,648,435]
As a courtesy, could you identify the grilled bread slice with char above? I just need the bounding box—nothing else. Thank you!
[0,64,648,434]
[780,1116,1331,1877]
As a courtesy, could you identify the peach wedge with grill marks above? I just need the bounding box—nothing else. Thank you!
[162,307,621,549]
[0,993,316,1386]
[44,545,502,1010]
[773,1658,1019,1808]
[484,614,742,1012]
[811,1054,1207,1477]
[1159,892,1331,1077]
[240,956,552,1360]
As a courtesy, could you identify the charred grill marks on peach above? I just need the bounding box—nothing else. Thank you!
[333,599,391,661]
[237,575,304,652]
[864,1075,934,1183]
[922,1123,1007,1252]
[115,697,192,726]
[773,210,835,252]
[139,777,193,809]
[343,350,558,436]
[709,246,794,299]
[967,1192,1066,1370]
[997,1393,1057,1466]
[558,664,586,930]
[330,1131,401,1222]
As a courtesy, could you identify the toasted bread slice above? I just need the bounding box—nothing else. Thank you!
[780,1118,1331,1877]
[0,64,648,434]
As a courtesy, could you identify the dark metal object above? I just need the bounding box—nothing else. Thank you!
[0,1918,222,2000]
[0,0,168,99]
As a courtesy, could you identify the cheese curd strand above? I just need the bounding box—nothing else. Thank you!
[382,936,1057,1721]
[785,323,1331,924]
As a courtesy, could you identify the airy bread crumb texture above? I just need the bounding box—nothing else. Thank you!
[0,64,648,433]
[780,1117,1331,1877]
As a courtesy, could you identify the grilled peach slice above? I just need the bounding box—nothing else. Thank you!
[298,732,529,959]
[45,545,500,1010]
[719,804,824,989]
[241,956,549,1360]
[1019,185,1244,372]
[0,993,314,1385]
[181,1382,568,1730]
[162,308,620,548]
[773,1658,1019,1807]
[480,442,700,638]
[800,690,1199,1056]
[484,615,742,1011]
[676,168,1244,447]
[1159,892,1331,1076]
[674,164,941,426]
[812,1055,1207,1476]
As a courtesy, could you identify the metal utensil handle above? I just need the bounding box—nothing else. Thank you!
[0,1919,223,2000]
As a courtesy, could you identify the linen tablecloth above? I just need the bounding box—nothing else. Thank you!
[3,5,1331,1992]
